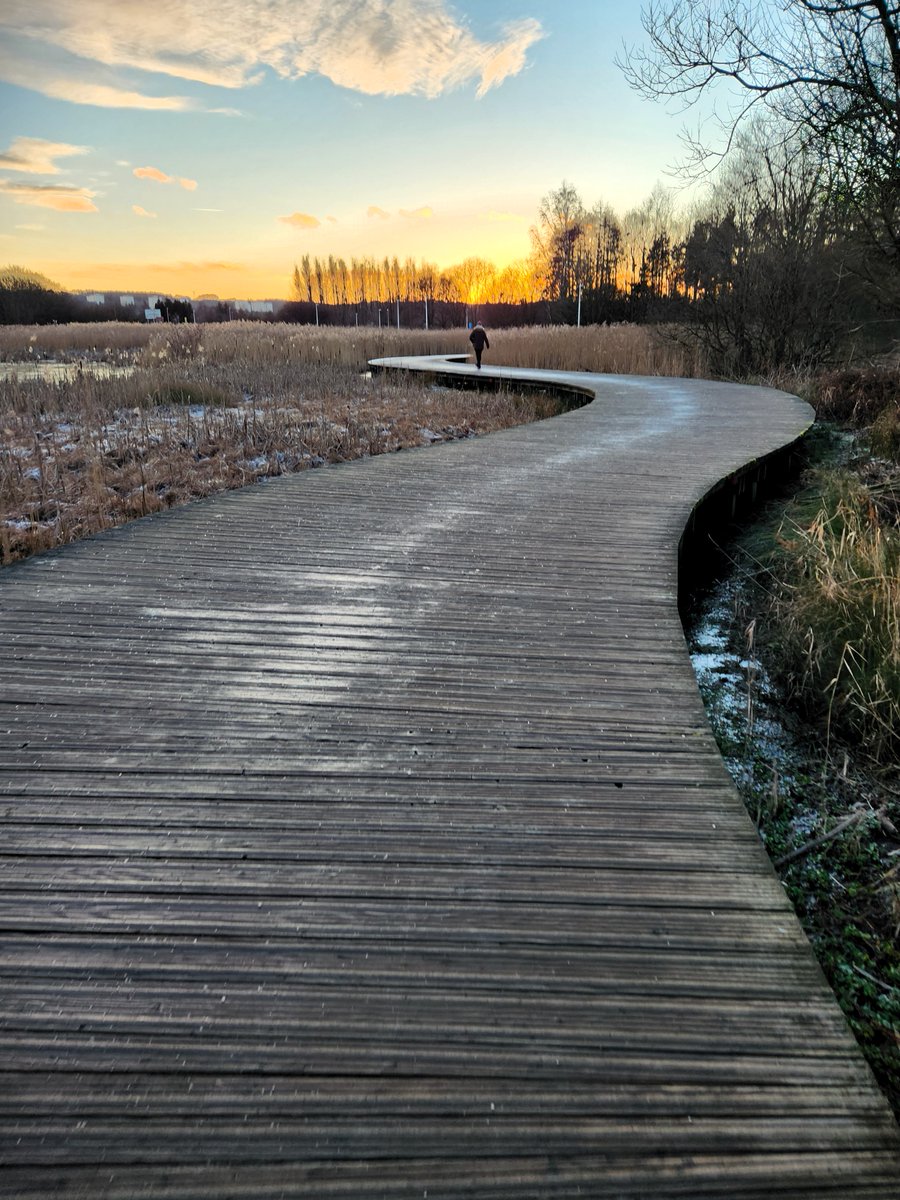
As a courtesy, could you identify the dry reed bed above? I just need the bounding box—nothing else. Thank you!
[0,355,556,565]
[0,320,699,374]
[0,323,468,366]
[490,323,706,376]
[737,456,900,1109]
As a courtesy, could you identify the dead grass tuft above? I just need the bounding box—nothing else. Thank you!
[812,367,900,427]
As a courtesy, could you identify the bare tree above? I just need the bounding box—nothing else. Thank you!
[531,182,586,302]
[621,2,900,276]
[682,126,846,371]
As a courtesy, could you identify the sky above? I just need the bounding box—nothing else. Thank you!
[0,0,707,299]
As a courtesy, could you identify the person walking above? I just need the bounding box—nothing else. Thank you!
[469,322,489,369]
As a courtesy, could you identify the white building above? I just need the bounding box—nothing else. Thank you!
[119,295,135,306]
[85,293,105,304]
[232,300,274,314]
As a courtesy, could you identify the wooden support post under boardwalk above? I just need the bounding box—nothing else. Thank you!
[0,355,898,1198]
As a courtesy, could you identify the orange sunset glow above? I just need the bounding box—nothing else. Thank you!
[1,2,694,300]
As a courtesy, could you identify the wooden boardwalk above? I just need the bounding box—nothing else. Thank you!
[1,355,898,1198]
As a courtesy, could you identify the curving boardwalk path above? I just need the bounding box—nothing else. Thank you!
[1,355,898,1198]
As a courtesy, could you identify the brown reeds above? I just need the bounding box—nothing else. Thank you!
[488,323,705,376]
[0,319,701,375]
[0,322,467,366]
[761,469,900,762]
[811,367,900,427]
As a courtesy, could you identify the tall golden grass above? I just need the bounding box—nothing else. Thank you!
[489,324,706,375]
[0,322,467,365]
[763,469,900,761]
[0,319,702,375]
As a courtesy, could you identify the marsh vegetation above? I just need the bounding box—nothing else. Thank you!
[0,321,695,566]
[690,367,900,1116]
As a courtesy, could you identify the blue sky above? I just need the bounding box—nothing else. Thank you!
[0,1,709,297]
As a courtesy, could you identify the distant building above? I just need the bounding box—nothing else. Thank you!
[85,293,105,304]
[233,300,274,314]
[119,295,135,306]
[144,308,162,322]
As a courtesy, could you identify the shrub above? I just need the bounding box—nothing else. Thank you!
[812,368,900,426]
[869,406,900,461]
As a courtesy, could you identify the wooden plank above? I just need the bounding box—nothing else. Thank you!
[0,356,897,1196]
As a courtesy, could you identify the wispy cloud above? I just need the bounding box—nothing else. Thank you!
[134,165,197,190]
[0,136,89,174]
[44,79,193,110]
[0,2,544,106]
[16,223,45,231]
[0,44,193,110]
[0,180,98,212]
[278,211,321,229]
[399,206,433,220]
[368,206,390,220]
[473,21,542,98]
[132,204,156,218]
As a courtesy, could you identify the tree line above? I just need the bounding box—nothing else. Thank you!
[286,127,893,375]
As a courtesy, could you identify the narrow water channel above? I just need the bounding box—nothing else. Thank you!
[686,571,821,848]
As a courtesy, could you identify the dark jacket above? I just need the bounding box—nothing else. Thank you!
[469,325,489,351]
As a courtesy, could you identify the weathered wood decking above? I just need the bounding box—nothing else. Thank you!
[1,356,898,1198]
